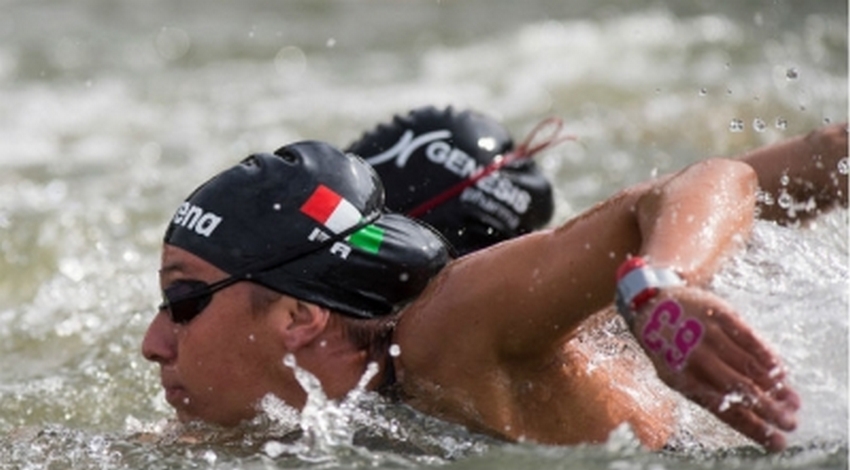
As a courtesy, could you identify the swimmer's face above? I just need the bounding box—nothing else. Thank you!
[141,244,307,426]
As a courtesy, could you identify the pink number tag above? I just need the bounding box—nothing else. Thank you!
[641,299,704,371]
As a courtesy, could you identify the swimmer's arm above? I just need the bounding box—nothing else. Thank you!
[414,158,758,360]
[735,122,848,223]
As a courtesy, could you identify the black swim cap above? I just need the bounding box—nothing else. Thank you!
[163,141,450,319]
[346,106,554,255]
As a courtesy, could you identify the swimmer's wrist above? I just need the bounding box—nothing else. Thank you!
[614,256,685,327]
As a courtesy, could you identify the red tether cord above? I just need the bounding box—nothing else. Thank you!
[407,117,577,218]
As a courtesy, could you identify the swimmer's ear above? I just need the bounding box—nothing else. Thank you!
[280,300,330,350]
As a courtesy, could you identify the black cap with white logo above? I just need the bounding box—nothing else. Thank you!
[346,106,554,255]
[164,141,450,318]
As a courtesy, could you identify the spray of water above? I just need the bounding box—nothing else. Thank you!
[250,353,493,466]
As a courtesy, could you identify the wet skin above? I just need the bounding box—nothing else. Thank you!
[142,246,302,426]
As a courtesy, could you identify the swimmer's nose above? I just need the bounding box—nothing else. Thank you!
[141,310,178,364]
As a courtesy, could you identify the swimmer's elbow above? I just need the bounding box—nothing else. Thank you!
[678,158,759,206]
[709,158,759,202]
[702,157,758,187]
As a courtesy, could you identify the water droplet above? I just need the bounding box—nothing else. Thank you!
[477,137,497,151]
[274,46,307,79]
[786,67,798,80]
[155,27,191,61]
[389,344,401,357]
[698,88,707,96]
[201,449,217,464]
[775,117,788,130]
[399,272,409,282]
[780,174,790,186]
[757,190,775,206]
[777,191,793,208]
[263,441,288,458]
[326,37,336,48]
[283,354,296,368]
[729,119,745,133]
[248,334,255,342]
[273,203,281,211]
[753,118,766,132]
[838,157,848,175]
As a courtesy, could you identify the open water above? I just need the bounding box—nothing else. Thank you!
[0,0,847,469]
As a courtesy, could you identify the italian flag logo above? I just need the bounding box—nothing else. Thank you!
[300,184,385,254]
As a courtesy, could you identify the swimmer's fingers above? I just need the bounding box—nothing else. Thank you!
[681,295,800,431]
[686,356,796,452]
[701,307,785,387]
[631,288,798,451]
[687,351,798,437]
[705,314,801,415]
[647,338,793,453]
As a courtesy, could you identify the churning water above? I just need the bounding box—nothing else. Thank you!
[0,0,847,469]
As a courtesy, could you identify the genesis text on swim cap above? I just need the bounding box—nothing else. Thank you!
[364,129,531,214]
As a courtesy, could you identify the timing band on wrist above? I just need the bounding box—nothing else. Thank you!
[615,256,684,326]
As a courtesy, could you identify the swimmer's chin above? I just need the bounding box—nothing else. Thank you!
[172,405,261,429]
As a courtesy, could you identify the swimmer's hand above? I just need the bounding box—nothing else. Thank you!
[630,286,800,453]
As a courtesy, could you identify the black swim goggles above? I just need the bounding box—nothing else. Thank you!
[158,212,380,324]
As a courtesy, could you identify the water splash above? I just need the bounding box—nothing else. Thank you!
[729,119,745,132]
[711,213,849,447]
[251,354,492,465]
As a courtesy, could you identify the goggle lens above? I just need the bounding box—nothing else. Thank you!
[159,280,215,324]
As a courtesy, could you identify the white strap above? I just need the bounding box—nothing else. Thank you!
[617,266,684,307]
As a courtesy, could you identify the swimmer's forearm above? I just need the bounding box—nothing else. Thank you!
[633,158,757,286]
[422,159,757,360]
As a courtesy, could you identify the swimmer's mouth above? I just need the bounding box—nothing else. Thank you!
[164,388,190,411]
[160,378,188,407]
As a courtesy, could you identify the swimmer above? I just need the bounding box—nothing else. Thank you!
[142,122,846,453]
[347,106,847,448]
[346,106,846,449]
[346,106,563,255]
[348,106,847,253]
